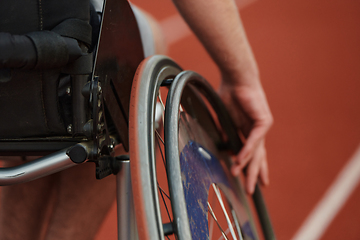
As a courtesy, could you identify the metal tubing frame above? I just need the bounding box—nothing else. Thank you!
[0,146,86,186]
[116,159,138,240]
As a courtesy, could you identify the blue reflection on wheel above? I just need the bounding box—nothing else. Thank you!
[180,141,256,240]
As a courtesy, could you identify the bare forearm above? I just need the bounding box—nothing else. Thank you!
[173,0,273,194]
[172,0,259,85]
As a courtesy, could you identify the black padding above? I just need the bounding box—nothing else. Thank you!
[0,71,51,138]
[0,69,11,83]
[0,33,37,69]
[52,18,92,46]
[62,53,93,75]
[63,37,84,63]
[27,31,69,69]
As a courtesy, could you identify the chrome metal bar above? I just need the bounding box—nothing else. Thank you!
[0,147,77,186]
[116,159,138,240]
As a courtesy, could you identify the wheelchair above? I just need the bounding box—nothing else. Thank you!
[0,0,275,239]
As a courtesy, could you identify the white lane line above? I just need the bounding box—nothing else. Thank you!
[160,0,258,45]
[291,145,360,240]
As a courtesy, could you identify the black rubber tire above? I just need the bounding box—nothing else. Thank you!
[129,55,182,240]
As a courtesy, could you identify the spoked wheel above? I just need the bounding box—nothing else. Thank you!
[129,55,182,240]
[164,71,260,240]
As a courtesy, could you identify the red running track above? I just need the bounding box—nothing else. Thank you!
[96,0,360,239]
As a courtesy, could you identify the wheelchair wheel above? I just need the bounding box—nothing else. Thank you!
[129,55,182,240]
[164,71,260,240]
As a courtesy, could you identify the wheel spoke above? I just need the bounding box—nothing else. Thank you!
[232,209,244,240]
[156,130,165,145]
[216,225,237,240]
[208,202,230,240]
[158,93,166,111]
[158,182,172,222]
[155,133,167,170]
[158,182,170,200]
[158,94,166,124]
[209,211,215,240]
[212,184,238,239]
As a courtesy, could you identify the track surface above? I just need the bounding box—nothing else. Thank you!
[96,0,360,239]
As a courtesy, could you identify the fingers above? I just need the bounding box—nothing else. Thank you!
[246,142,269,194]
[237,123,268,167]
[259,153,270,186]
[231,115,271,172]
[219,81,273,194]
[231,140,269,194]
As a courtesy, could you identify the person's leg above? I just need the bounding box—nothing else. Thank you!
[0,159,58,240]
[0,159,116,240]
[43,163,116,240]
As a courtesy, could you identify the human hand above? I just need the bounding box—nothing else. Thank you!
[218,78,273,194]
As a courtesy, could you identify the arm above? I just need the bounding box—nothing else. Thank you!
[172,0,273,194]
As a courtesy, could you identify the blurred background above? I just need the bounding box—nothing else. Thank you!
[97,0,360,239]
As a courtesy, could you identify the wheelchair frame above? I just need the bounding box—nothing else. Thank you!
[0,0,275,239]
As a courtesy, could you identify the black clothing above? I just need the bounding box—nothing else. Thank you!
[0,0,92,138]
